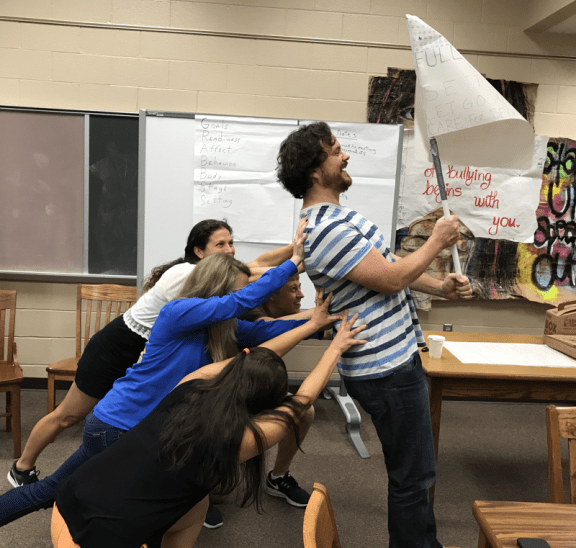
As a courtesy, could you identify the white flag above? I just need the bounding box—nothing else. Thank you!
[406,14,535,169]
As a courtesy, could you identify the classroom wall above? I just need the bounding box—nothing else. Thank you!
[1,0,575,378]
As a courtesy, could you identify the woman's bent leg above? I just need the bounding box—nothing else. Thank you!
[17,383,99,472]
[161,496,209,548]
[0,411,126,527]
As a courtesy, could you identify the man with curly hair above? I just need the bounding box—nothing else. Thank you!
[277,121,472,548]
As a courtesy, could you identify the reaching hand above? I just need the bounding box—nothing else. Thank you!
[310,288,341,330]
[290,217,308,267]
[330,310,367,354]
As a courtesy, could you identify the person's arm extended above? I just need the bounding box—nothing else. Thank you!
[246,236,307,283]
[238,311,367,463]
[247,263,305,283]
[255,308,315,322]
[244,217,308,281]
[258,289,337,357]
[167,218,309,334]
[176,358,234,386]
[176,288,337,387]
[247,244,293,268]
[345,215,461,295]
[408,271,473,300]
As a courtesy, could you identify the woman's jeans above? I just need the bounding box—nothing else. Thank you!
[343,353,443,548]
[0,411,126,527]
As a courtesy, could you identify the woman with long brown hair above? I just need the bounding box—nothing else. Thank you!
[0,219,314,529]
[51,306,367,548]
[10,219,291,489]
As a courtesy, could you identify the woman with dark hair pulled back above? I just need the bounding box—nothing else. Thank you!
[9,219,294,497]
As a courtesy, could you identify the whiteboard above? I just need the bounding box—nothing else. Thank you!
[138,110,403,309]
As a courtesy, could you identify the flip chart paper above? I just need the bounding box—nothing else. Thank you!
[406,14,535,169]
[399,130,548,242]
[444,342,576,367]
[194,115,297,244]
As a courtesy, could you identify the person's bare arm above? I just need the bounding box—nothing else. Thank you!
[408,271,473,300]
[238,311,367,463]
[255,308,315,322]
[258,289,336,356]
[176,358,234,386]
[176,288,336,387]
[246,244,293,269]
[248,263,305,283]
[246,243,294,282]
[345,215,460,295]
[246,219,307,282]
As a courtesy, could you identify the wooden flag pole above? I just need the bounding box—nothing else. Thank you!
[429,138,462,275]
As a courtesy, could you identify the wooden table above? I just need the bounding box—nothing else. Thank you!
[421,331,576,463]
[473,500,576,547]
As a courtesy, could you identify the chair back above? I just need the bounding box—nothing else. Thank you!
[546,405,576,504]
[303,482,342,548]
[76,284,137,358]
[0,290,17,368]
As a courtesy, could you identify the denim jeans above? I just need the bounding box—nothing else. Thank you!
[343,353,442,548]
[0,411,126,527]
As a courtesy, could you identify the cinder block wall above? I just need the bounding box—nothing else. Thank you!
[0,0,575,378]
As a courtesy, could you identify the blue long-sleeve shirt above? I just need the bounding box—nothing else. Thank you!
[94,260,304,431]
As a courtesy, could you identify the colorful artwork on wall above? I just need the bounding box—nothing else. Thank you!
[517,138,576,304]
[396,137,576,307]
[368,71,576,306]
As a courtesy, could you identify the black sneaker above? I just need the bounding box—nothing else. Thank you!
[266,471,310,508]
[7,461,39,488]
[203,504,223,529]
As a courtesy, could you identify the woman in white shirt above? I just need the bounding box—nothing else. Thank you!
[9,220,292,489]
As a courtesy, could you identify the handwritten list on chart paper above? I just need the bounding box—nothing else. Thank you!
[193,116,297,244]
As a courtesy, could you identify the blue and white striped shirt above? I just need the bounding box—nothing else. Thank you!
[302,203,424,380]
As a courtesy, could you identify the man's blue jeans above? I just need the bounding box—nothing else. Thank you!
[0,411,126,527]
[343,352,442,548]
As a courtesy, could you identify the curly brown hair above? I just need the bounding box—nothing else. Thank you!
[276,122,334,199]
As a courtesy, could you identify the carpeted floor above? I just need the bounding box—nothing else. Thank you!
[0,387,560,548]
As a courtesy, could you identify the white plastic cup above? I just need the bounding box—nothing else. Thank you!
[427,335,445,359]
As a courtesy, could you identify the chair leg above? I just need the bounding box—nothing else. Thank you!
[6,390,12,432]
[47,373,56,414]
[11,387,21,458]
[477,529,490,548]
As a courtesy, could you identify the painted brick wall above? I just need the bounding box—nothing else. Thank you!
[0,0,574,376]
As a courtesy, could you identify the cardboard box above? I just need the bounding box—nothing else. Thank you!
[544,334,576,360]
[544,300,576,335]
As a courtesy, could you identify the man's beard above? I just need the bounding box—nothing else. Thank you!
[321,169,352,194]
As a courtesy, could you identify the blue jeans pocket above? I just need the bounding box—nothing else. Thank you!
[82,411,126,457]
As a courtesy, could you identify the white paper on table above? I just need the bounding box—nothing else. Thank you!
[399,130,548,242]
[406,15,535,169]
[443,342,576,368]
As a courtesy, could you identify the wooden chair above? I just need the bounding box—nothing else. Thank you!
[546,405,576,504]
[0,289,23,458]
[303,482,342,548]
[46,284,137,413]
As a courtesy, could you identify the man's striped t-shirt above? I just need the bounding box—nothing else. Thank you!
[302,203,424,380]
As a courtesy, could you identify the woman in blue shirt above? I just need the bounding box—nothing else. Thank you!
[0,220,318,527]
